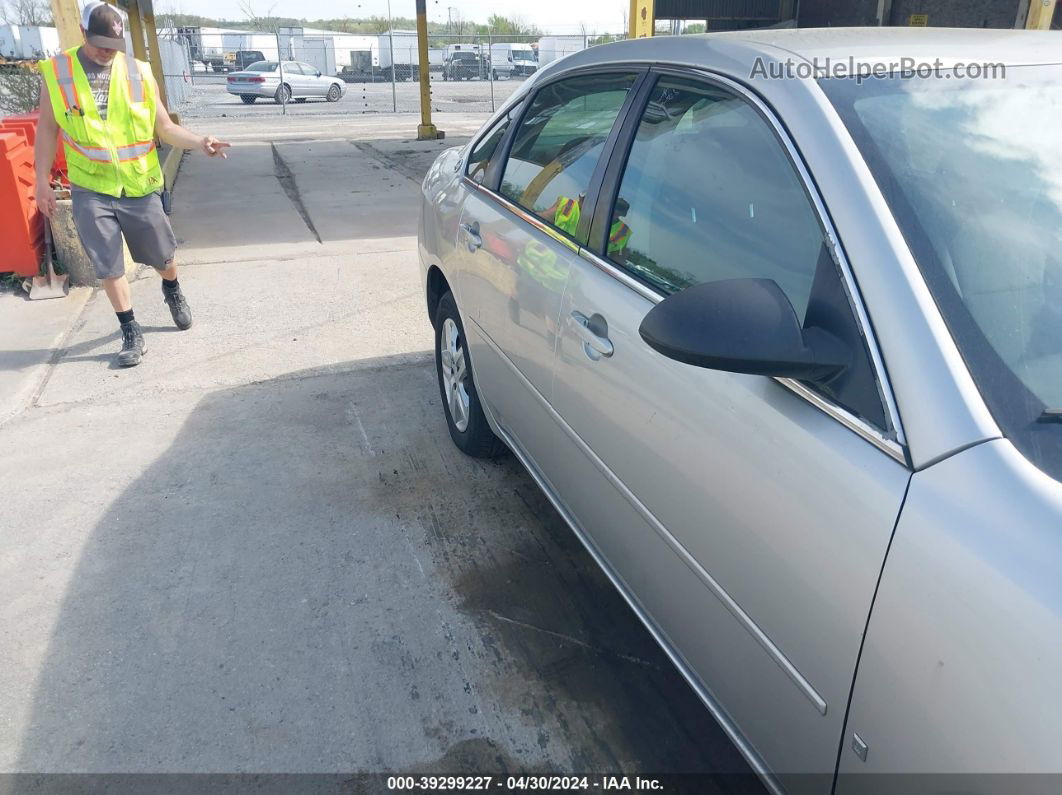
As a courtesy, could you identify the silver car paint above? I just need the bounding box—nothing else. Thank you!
[836,438,1062,785]
[418,28,1062,793]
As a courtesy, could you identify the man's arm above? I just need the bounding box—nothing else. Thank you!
[148,72,230,158]
[34,83,59,218]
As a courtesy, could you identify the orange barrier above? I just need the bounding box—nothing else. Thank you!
[0,111,68,185]
[0,131,43,277]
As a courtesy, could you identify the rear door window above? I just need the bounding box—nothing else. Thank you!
[500,72,637,244]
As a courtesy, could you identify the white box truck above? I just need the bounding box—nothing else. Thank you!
[0,25,60,60]
[537,35,585,65]
[488,42,537,79]
[377,30,420,81]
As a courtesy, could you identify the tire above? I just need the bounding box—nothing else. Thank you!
[274,83,291,104]
[492,68,498,80]
[240,94,256,104]
[327,83,341,102]
[434,291,506,458]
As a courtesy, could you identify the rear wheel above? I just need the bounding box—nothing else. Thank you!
[240,94,256,104]
[326,83,341,101]
[434,291,506,458]
[274,83,291,104]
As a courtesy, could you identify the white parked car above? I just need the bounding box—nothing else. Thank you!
[225,61,346,105]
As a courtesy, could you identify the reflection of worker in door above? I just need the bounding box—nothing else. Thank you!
[540,193,584,237]
[608,197,633,261]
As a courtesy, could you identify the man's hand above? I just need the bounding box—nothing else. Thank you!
[201,136,231,158]
[35,182,56,218]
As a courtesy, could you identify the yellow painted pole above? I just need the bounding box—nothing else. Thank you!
[415,0,442,140]
[120,0,149,63]
[138,0,171,112]
[1026,0,1057,28]
[49,0,83,49]
[629,0,655,38]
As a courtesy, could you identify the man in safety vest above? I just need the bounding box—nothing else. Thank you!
[33,1,230,367]
[607,197,633,260]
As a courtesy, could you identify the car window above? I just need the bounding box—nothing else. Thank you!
[300,63,318,76]
[247,62,277,72]
[610,76,889,430]
[501,72,637,243]
[466,112,511,184]
[607,77,823,317]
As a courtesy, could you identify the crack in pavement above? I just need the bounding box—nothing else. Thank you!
[270,143,323,244]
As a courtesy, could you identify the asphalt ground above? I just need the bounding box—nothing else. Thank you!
[0,113,763,794]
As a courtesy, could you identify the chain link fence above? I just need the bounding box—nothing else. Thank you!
[156,26,626,118]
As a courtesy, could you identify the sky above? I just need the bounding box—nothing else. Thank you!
[162,0,629,35]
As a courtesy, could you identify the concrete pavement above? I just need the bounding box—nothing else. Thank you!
[0,113,759,790]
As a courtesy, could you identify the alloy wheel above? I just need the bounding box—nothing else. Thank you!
[440,318,470,432]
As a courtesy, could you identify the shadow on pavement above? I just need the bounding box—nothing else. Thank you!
[11,354,761,791]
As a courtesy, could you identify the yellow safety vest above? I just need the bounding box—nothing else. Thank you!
[553,197,581,237]
[39,47,162,198]
[607,220,632,255]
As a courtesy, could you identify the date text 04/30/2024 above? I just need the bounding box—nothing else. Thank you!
[386,776,665,791]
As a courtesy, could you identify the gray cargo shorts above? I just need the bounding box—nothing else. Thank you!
[71,187,178,280]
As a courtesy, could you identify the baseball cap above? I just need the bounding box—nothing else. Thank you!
[81,1,126,50]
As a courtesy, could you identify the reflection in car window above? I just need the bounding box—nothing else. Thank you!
[501,73,636,244]
[608,78,824,317]
[612,77,889,431]
[466,113,511,184]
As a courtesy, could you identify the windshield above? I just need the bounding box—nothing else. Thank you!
[821,65,1062,481]
[453,53,477,61]
[246,61,277,71]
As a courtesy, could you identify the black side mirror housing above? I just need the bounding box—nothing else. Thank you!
[639,278,849,381]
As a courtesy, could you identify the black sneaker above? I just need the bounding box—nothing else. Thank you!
[117,320,147,367]
[162,281,193,330]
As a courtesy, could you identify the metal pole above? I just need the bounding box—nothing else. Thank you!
[387,0,397,113]
[415,0,441,139]
[276,29,286,115]
[487,30,495,113]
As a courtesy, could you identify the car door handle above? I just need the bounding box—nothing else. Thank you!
[571,311,614,358]
[460,222,482,252]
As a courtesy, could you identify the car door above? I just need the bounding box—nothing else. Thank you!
[546,72,912,792]
[452,70,643,477]
[301,62,327,96]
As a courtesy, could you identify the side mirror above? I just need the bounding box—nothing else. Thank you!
[639,278,849,381]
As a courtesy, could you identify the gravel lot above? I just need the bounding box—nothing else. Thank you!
[176,76,525,118]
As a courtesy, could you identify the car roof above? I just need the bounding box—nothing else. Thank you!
[549,27,1061,77]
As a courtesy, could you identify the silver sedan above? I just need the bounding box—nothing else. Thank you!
[225,60,346,105]
[418,27,1062,795]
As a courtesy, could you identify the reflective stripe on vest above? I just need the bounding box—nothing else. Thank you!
[53,52,79,112]
[555,197,580,235]
[62,132,155,163]
[608,221,631,252]
[126,54,144,103]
